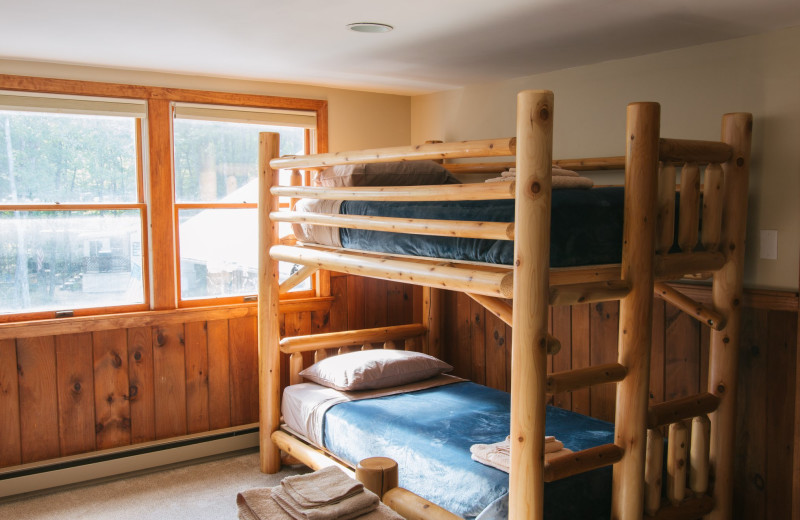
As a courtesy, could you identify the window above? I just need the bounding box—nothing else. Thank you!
[0,94,147,317]
[172,104,314,305]
[0,76,328,321]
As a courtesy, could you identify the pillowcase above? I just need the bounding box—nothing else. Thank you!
[299,349,453,391]
[315,160,461,187]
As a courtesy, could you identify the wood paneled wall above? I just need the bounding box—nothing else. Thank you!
[440,289,798,520]
[0,273,795,520]
[0,274,416,472]
[0,315,261,469]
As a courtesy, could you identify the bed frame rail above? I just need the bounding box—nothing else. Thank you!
[271,137,517,170]
[279,323,428,384]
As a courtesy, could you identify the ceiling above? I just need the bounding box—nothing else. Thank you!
[2,0,800,95]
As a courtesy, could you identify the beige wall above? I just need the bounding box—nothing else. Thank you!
[411,26,800,291]
[0,59,411,153]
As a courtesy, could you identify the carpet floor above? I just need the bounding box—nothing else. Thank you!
[0,449,309,520]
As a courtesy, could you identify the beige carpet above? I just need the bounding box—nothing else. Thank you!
[0,450,310,520]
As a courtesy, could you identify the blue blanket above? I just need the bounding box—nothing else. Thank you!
[339,188,625,267]
[322,382,615,519]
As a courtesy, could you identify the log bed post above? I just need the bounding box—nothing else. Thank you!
[422,287,442,358]
[611,102,660,520]
[707,112,752,520]
[259,132,282,473]
[509,89,553,520]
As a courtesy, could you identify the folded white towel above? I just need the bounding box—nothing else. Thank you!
[470,436,573,473]
[485,166,593,189]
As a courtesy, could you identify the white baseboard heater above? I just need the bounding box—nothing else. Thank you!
[0,424,258,499]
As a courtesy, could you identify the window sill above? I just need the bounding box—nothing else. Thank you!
[0,297,334,341]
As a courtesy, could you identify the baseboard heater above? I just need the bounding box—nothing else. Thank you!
[0,424,258,499]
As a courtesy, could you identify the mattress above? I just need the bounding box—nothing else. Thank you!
[282,381,615,520]
[295,187,626,267]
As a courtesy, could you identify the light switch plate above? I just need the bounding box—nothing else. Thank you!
[760,230,778,260]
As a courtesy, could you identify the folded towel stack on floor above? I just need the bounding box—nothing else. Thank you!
[485,167,594,189]
[237,466,403,520]
[470,435,573,473]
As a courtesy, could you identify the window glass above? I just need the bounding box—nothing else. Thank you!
[178,207,257,299]
[173,117,309,301]
[0,111,138,203]
[174,119,304,203]
[0,108,144,315]
[0,210,144,314]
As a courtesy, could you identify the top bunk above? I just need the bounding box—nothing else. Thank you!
[259,90,751,306]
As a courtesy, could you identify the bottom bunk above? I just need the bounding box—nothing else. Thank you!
[279,356,616,520]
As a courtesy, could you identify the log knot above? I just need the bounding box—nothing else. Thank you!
[539,107,550,121]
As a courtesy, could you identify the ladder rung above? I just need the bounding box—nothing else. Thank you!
[546,363,627,394]
[647,392,720,429]
[544,443,623,482]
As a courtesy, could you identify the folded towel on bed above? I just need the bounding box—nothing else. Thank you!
[281,466,364,507]
[237,486,403,520]
[470,436,573,473]
[485,166,594,189]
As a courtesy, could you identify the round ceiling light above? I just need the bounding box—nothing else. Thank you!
[347,22,394,33]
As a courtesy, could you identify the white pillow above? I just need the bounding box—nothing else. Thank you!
[299,349,453,391]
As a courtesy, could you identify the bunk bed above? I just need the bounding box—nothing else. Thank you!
[256,90,753,520]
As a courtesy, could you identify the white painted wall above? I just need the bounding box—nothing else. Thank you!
[412,26,800,291]
[0,59,411,153]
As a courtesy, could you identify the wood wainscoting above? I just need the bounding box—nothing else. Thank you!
[0,274,795,519]
[0,273,417,473]
[441,285,798,520]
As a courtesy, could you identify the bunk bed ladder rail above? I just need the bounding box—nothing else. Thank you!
[620,111,752,520]
[706,113,753,520]
[611,101,662,520]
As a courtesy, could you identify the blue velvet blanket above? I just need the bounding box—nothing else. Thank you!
[339,187,625,267]
[322,382,615,519]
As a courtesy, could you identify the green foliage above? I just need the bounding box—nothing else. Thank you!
[174,119,304,202]
[0,108,307,314]
[0,111,137,203]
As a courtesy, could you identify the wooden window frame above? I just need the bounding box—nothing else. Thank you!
[0,74,329,322]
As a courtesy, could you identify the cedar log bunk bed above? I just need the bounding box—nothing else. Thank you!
[256,90,752,520]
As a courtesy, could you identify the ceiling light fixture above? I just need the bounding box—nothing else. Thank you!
[347,22,393,34]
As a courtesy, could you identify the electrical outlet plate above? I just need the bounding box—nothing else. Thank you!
[759,230,778,260]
